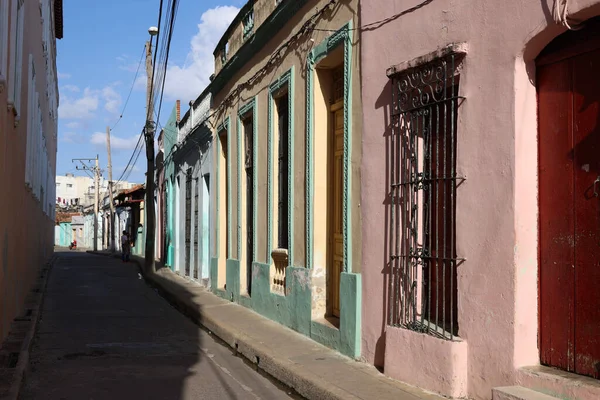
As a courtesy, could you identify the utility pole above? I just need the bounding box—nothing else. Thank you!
[144,26,159,274]
[73,157,102,251]
[106,126,116,252]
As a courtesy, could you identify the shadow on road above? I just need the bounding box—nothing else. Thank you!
[20,251,297,400]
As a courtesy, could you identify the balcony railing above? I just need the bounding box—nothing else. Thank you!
[178,93,211,143]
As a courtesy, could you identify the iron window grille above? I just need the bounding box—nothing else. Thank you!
[185,168,193,277]
[194,177,199,280]
[243,9,254,40]
[243,115,254,296]
[277,94,289,250]
[387,51,466,340]
[221,42,229,64]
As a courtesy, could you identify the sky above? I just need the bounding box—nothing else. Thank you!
[56,0,244,184]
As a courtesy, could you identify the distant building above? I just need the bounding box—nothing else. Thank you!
[55,173,137,209]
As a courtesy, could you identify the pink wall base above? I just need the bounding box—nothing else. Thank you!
[384,326,468,398]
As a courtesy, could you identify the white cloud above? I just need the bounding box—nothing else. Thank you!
[60,131,85,144]
[59,87,99,119]
[62,84,80,92]
[65,121,81,129]
[58,71,71,79]
[162,6,239,102]
[90,132,139,150]
[102,85,122,114]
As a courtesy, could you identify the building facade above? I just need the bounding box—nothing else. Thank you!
[208,0,362,358]
[0,0,62,344]
[173,91,212,285]
[162,101,179,267]
[360,1,600,399]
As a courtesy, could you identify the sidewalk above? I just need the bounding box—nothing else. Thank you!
[90,251,443,400]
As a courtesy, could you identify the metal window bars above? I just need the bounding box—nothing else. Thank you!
[243,9,254,40]
[388,52,466,340]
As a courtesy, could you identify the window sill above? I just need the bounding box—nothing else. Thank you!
[314,315,340,330]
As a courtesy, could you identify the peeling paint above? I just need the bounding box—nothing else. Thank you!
[292,268,310,291]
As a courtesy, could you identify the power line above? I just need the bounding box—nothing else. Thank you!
[154,0,179,135]
[110,45,146,132]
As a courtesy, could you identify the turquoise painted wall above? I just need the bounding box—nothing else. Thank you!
[163,104,178,269]
[58,222,71,247]
[208,11,361,359]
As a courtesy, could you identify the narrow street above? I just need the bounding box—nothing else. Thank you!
[21,251,298,400]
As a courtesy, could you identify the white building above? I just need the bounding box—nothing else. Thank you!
[55,173,137,208]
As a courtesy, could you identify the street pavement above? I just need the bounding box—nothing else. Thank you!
[21,251,299,400]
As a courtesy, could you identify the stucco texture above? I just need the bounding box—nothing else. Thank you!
[0,0,57,345]
[360,0,600,399]
[210,0,362,358]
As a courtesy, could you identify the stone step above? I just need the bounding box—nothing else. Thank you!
[492,386,560,400]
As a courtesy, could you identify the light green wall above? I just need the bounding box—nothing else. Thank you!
[209,11,361,359]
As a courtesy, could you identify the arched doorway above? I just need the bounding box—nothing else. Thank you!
[537,17,600,379]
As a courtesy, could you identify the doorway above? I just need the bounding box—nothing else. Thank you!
[328,66,344,318]
[537,19,600,379]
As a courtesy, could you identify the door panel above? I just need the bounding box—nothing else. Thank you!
[572,50,600,378]
[185,170,192,277]
[538,59,575,372]
[330,102,344,318]
[539,48,600,379]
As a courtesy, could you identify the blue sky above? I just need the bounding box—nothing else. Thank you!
[56,0,243,184]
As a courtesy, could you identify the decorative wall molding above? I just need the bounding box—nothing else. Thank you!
[306,21,353,272]
[236,97,257,262]
[267,67,294,270]
[215,116,231,258]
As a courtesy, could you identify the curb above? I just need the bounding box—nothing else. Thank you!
[0,254,56,400]
[86,251,395,400]
[87,251,441,400]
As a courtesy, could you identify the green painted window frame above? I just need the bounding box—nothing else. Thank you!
[267,67,294,267]
[305,21,353,273]
[215,117,231,259]
[237,98,257,263]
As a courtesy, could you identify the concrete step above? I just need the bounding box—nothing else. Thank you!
[492,386,560,400]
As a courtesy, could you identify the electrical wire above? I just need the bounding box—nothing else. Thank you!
[110,45,146,132]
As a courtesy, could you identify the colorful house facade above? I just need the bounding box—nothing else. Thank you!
[360,1,600,399]
[209,0,362,358]
[0,0,62,344]
[173,90,213,285]
[162,101,179,268]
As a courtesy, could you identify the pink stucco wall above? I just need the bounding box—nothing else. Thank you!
[0,0,58,345]
[360,1,600,399]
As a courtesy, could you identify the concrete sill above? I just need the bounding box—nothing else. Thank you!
[313,316,340,330]
[516,365,600,400]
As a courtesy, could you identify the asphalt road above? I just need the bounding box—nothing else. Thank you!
[21,251,299,400]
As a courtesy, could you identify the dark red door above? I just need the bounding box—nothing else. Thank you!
[538,27,600,379]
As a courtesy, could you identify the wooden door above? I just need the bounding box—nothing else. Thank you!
[538,39,600,379]
[329,100,344,317]
[185,169,192,276]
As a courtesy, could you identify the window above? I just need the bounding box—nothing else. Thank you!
[276,95,289,249]
[219,129,229,258]
[242,8,254,39]
[221,42,229,64]
[0,0,9,86]
[67,184,73,188]
[387,51,465,339]
[8,0,25,116]
[25,54,35,187]
[56,182,60,186]
[242,111,254,295]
